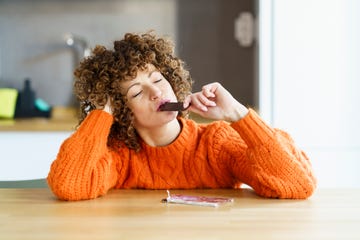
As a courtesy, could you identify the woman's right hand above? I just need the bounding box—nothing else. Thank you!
[185,82,249,122]
[94,98,113,115]
[102,98,113,114]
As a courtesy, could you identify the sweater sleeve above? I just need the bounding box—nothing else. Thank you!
[47,110,119,201]
[229,109,317,199]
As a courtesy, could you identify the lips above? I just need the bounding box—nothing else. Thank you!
[157,99,171,111]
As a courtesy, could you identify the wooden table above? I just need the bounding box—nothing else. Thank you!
[0,188,359,240]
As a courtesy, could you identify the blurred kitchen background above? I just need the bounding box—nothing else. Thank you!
[0,0,257,108]
[1,0,359,189]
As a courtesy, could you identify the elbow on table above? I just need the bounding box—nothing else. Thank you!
[283,180,316,199]
[287,171,317,199]
[256,175,317,199]
[282,177,317,199]
[47,175,102,201]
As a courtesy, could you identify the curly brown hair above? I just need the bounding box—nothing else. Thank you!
[74,32,193,151]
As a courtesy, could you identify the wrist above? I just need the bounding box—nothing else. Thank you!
[226,104,249,122]
[103,104,113,115]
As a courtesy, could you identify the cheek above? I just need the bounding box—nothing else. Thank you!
[131,110,145,128]
[129,103,148,120]
[164,83,176,97]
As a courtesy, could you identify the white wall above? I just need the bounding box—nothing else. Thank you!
[259,0,360,188]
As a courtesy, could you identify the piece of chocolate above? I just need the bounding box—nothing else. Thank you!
[159,102,189,111]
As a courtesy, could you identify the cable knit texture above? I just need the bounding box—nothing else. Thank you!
[47,109,316,200]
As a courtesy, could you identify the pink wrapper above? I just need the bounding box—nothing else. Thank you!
[162,190,234,207]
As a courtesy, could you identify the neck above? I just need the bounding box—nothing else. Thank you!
[136,119,181,147]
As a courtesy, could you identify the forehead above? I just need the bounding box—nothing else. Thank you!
[120,64,158,89]
[126,63,156,79]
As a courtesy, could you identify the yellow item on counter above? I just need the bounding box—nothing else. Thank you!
[0,88,18,118]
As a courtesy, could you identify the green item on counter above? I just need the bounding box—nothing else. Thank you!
[35,98,51,111]
[0,88,18,118]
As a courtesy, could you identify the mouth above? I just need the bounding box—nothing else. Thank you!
[157,100,171,111]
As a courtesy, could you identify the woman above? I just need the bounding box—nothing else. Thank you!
[47,32,316,201]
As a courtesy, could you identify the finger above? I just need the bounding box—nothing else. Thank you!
[203,82,221,96]
[183,95,192,109]
[198,93,216,107]
[190,95,208,112]
[202,86,216,98]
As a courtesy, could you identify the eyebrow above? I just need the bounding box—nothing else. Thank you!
[125,82,139,95]
[125,69,158,94]
[148,69,157,78]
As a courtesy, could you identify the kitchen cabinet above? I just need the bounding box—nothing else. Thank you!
[0,131,70,181]
[0,107,76,180]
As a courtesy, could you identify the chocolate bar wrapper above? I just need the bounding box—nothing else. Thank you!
[162,190,234,207]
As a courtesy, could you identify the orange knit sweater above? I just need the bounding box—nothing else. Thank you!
[47,109,316,201]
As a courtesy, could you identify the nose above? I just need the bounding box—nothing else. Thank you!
[148,85,162,100]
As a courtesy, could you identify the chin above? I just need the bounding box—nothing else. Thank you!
[159,111,178,124]
[166,111,179,120]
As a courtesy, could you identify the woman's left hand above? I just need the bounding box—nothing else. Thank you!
[184,82,249,122]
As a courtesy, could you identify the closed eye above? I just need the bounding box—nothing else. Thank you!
[154,79,162,83]
[132,90,142,98]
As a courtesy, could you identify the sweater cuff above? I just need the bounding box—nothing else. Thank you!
[77,110,114,138]
[230,108,274,147]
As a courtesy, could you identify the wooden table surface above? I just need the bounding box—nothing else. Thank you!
[0,188,359,240]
